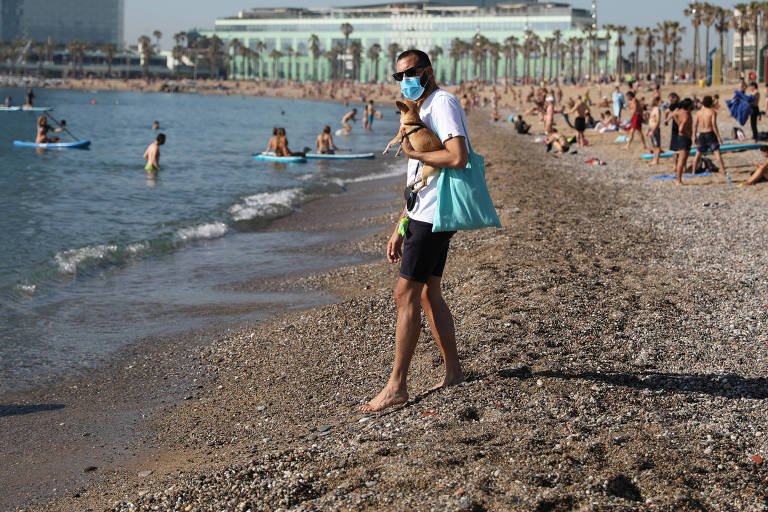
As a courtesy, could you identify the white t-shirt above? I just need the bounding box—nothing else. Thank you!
[406,89,469,224]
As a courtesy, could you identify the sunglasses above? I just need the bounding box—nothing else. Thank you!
[392,66,424,82]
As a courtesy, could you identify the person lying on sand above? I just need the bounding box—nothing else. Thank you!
[737,145,768,186]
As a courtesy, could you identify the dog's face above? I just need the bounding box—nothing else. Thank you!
[395,100,422,124]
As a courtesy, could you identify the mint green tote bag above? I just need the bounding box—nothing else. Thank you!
[432,118,502,232]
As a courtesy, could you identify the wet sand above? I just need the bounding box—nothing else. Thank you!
[14,110,768,510]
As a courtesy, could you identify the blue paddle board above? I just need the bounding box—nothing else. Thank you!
[1,106,54,112]
[13,140,90,149]
[253,152,306,163]
[305,153,375,160]
[642,143,761,159]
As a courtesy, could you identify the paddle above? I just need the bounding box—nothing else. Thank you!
[45,113,79,141]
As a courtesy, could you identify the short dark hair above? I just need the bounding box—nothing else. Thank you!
[702,95,713,108]
[750,81,758,88]
[396,49,431,68]
[323,125,330,133]
[157,133,165,143]
[626,91,635,98]
[681,98,693,110]
[761,145,768,153]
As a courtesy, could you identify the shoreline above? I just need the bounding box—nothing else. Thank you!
[22,113,768,510]
[0,171,402,511]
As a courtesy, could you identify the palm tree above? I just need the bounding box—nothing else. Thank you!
[567,37,577,80]
[229,38,242,77]
[750,2,761,69]
[701,4,717,77]
[308,34,321,81]
[503,36,517,83]
[583,26,596,78]
[253,40,265,79]
[657,22,671,75]
[284,45,294,80]
[429,45,443,80]
[684,3,703,78]
[552,29,563,78]
[668,22,685,78]
[449,38,462,83]
[632,27,644,76]
[366,42,382,83]
[645,27,657,75]
[349,40,362,80]
[269,49,283,80]
[732,4,752,73]
[543,37,554,80]
[103,42,116,77]
[576,37,585,80]
[714,7,731,79]
[153,30,162,49]
[613,25,627,76]
[387,42,401,73]
[340,23,354,52]
[138,35,152,78]
[602,24,614,76]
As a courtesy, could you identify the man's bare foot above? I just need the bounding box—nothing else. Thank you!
[359,387,408,412]
[623,144,630,151]
[676,181,685,186]
[430,371,465,391]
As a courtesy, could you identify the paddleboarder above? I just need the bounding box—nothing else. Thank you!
[315,126,340,154]
[35,115,63,143]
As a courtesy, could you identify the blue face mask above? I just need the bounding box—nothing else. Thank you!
[400,75,425,101]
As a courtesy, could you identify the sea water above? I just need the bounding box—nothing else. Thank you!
[0,87,402,392]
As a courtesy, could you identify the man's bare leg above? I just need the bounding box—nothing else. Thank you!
[714,150,726,173]
[359,278,423,412]
[420,276,464,390]
[676,150,688,185]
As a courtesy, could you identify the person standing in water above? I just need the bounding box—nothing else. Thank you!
[341,108,357,134]
[363,100,375,131]
[143,133,165,172]
[25,89,35,107]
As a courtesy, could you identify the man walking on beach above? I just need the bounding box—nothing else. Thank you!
[692,95,726,174]
[671,99,694,185]
[360,49,468,413]
[623,91,647,151]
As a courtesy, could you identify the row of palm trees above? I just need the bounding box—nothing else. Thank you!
[723,1,768,74]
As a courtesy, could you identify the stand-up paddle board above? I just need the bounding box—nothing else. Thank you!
[0,106,55,112]
[641,143,761,159]
[13,140,90,149]
[253,152,306,163]
[305,153,375,160]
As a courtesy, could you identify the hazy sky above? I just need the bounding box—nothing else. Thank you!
[126,0,737,52]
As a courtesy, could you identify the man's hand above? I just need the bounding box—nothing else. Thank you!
[387,231,403,263]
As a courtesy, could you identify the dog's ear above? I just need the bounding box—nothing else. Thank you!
[395,101,409,114]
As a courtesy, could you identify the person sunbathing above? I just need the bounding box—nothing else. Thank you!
[544,129,570,154]
[738,145,768,186]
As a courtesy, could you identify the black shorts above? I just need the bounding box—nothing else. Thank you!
[400,218,454,283]
[651,127,661,148]
[574,116,586,132]
[677,136,692,153]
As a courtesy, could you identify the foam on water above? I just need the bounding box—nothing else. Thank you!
[55,244,119,274]
[228,188,305,222]
[175,222,229,243]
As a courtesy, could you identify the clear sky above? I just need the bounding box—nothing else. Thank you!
[126,0,737,53]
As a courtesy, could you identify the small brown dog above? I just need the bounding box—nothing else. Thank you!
[383,99,444,192]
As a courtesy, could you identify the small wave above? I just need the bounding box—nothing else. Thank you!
[344,167,404,184]
[55,244,119,274]
[175,222,229,243]
[15,283,36,294]
[229,188,305,222]
[126,241,149,254]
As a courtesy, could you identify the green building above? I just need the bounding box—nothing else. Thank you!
[200,1,614,83]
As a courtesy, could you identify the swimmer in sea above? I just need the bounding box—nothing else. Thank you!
[152,120,160,130]
[143,133,165,172]
[35,115,62,143]
[364,100,375,131]
[316,125,340,154]
[341,108,357,134]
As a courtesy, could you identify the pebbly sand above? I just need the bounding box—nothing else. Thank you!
[6,99,768,510]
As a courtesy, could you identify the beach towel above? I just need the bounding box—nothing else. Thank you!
[615,135,628,143]
[650,172,713,180]
[726,90,755,126]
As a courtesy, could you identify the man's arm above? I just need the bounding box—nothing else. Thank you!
[692,114,699,138]
[387,206,408,263]
[400,135,469,170]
